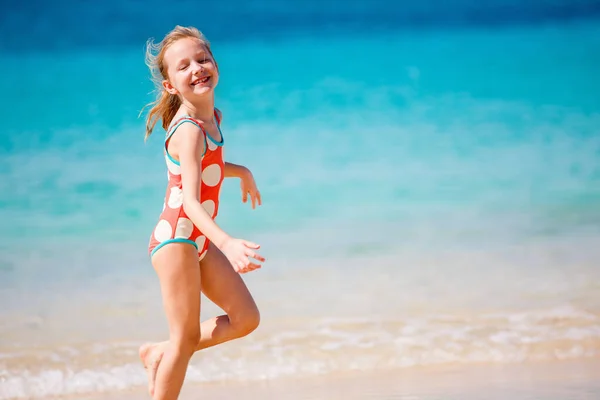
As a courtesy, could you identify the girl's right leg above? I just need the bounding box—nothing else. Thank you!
[151,243,202,400]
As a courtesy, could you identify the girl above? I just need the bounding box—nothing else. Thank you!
[139,26,265,399]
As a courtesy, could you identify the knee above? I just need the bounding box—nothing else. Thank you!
[232,307,260,338]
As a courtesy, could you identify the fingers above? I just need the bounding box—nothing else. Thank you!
[244,248,265,263]
[242,240,260,249]
[242,189,262,209]
[237,262,262,274]
[239,247,264,273]
[226,238,264,274]
[247,262,262,272]
[251,191,262,209]
[233,259,247,273]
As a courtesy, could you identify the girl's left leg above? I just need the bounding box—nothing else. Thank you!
[194,241,261,348]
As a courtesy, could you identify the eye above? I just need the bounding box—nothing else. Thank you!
[178,64,189,71]
[199,57,210,64]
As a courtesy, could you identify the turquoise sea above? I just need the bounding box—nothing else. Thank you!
[1,1,599,398]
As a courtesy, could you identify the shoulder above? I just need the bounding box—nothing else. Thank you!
[170,116,205,136]
[169,117,207,150]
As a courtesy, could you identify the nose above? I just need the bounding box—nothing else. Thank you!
[192,61,205,73]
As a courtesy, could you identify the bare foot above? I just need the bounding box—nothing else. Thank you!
[139,342,164,397]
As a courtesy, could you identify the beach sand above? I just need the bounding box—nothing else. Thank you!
[53,358,600,400]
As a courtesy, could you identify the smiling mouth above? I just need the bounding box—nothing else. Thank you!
[192,76,210,86]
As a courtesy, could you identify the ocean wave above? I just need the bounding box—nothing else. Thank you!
[1,305,598,399]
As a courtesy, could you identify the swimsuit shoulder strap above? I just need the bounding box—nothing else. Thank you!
[165,116,208,159]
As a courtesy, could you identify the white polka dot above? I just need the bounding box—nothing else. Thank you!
[202,164,221,187]
[202,199,215,217]
[154,220,172,243]
[167,187,183,209]
[174,218,194,239]
[166,155,181,175]
[207,139,218,151]
[195,236,206,251]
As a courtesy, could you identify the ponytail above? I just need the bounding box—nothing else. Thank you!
[144,90,181,141]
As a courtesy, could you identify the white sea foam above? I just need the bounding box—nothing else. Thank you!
[1,306,599,399]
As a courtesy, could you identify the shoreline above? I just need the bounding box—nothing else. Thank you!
[47,358,600,400]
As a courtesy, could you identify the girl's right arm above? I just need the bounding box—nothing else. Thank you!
[176,123,265,272]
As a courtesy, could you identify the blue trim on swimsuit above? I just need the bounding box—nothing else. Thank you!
[209,116,225,147]
[166,150,181,166]
[165,118,207,163]
[151,238,198,256]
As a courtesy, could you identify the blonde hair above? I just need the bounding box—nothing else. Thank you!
[142,25,217,140]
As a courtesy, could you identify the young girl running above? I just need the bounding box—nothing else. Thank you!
[139,25,265,399]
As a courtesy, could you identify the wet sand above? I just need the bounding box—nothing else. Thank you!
[54,358,600,400]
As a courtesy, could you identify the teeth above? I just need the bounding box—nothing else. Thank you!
[193,77,209,85]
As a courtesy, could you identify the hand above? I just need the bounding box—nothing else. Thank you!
[220,237,265,274]
[240,169,262,209]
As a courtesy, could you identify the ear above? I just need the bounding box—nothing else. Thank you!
[162,80,178,95]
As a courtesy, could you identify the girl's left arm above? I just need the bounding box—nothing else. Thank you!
[224,162,262,209]
[224,162,249,178]
[217,109,261,208]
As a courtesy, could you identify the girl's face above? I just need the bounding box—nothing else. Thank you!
[162,37,219,100]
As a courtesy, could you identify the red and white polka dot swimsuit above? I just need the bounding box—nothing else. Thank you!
[148,109,225,261]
